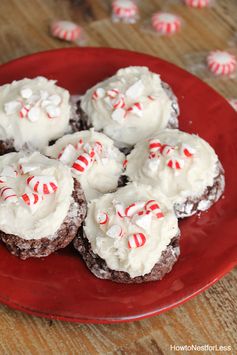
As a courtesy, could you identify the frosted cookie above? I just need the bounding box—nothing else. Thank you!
[125,129,225,218]
[80,66,179,150]
[0,76,74,154]
[74,183,180,283]
[0,151,86,259]
[45,130,125,201]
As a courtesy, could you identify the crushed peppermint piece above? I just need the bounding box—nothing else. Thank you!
[106,224,124,238]
[128,233,146,249]
[20,88,33,99]
[125,80,144,100]
[45,105,61,118]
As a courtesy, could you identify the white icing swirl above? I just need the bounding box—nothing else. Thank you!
[0,152,74,240]
[45,130,125,201]
[81,66,175,148]
[0,77,71,151]
[84,183,179,278]
[126,129,220,205]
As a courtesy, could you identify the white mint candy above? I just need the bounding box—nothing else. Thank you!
[132,212,152,231]
[48,94,61,106]
[59,144,77,164]
[28,107,41,122]
[4,101,21,115]
[106,224,123,238]
[46,105,61,118]
[112,108,126,123]
[20,88,33,99]
[125,80,144,100]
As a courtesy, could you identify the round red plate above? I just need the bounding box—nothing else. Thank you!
[0,48,236,323]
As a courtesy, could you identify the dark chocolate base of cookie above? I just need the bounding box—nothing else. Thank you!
[0,139,15,156]
[174,162,225,218]
[0,180,87,260]
[73,231,180,283]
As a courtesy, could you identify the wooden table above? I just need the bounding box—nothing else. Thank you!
[0,0,236,353]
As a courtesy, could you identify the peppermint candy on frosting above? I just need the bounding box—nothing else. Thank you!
[185,0,211,8]
[51,21,83,42]
[72,152,94,175]
[112,0,139,22]
[96,211,109,225]
[151,12,182,35]
[106,224,124,238]
[125,201,145,217]
[128,233,146,249]
[20,193,43,207]
[145,200,164,219]
[27,175,58,195]
[0,185,18,203]
[207,51,237,76]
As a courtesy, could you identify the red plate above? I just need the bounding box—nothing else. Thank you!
[0,48,236,323]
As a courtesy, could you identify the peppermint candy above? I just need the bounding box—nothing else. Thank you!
[112,0,139,21]
[72,153,94,175]
[167,158,185,170]
[180,143,195,157]
[145,200,164,219]
[185,0,211,8]
[132,210,152,230]
[207,51,237,76]
[125,80,144,100]
[0,185,18,203]
[112,94,125,109]
[27,176,58,195]
[92,88,105,100]
[58,144,77,164]
[20,193,42,207]
[106,224,124,238]
[149,139,162,153]
[96,211,109,225]
[125,201,145,217]
[123,159,128,169]
[51,21,82,42]
[126,102,143,117]
[114,201,126,218]
[151,12,181,35]
[19,163,39,174]
[128,233,146,249]
[107,89,120,99]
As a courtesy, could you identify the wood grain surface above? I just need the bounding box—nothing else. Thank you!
[0,0,236,354]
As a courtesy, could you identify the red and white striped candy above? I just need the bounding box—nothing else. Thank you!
[132,210,152,230]
[112,94,125,109]
[228,98,237,112]
[72,153,94,174]
[106,224,124,238]
[160,144,175,156]
[207,51,237,76]
[185,0,210,8]
[27,176,58,195]
[96,211,109,225]
[92,88,105,100]
[123,159,128,169]
[0,185,18,203]
[94,141,103,155]
[128,233,146,249]
[58,144,77,163]
[112,0,138,19]
[20,193,42,207]
[51,21,82,42]
[126,102,143,117]
[114,202,126,218]
[107,89,120,99]
[148,139,162,153]
[167,158,184,170]
[125,201,145,217]
[180,143,195,157]
[152,12,181,35]
[19,104,30,119]
[0,177,6,184]
[145,200,164,219]
[74,139,84,151]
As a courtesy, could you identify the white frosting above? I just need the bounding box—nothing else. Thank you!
[81,66,174,148]
[45,130,125,201]
[0,151,74,240]
[84,183,179,278]
[0,77,71,151]
[126,129,220,205]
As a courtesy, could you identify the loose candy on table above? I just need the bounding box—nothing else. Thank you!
[27,176,58,195]
[128,233,146,249]
[151,12,182,35]
[20,193,42,207]
[50,21,85,44]
[207,51,237,76]
[185,0,212,8]
[111,0,139,24]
